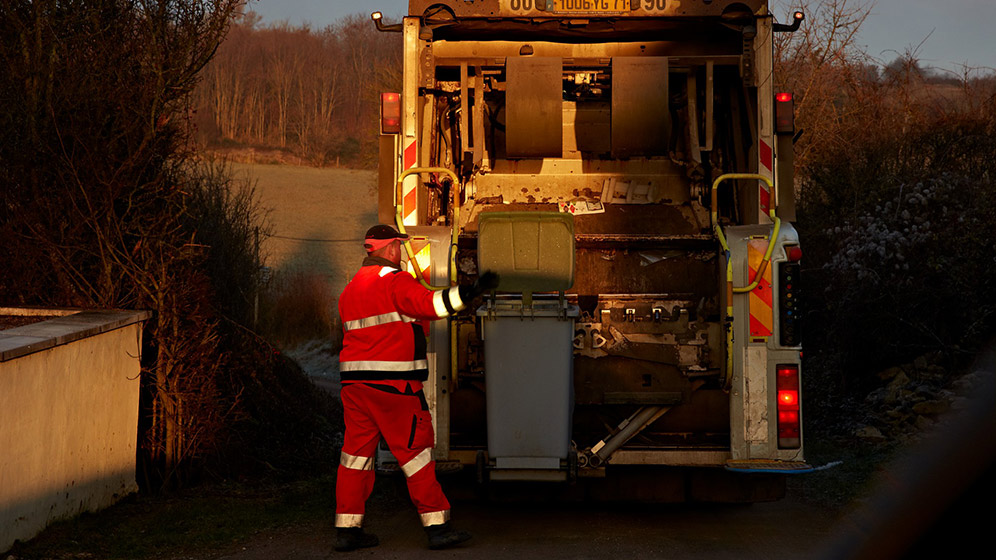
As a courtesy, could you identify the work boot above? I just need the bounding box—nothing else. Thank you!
[334,528,379,552]
[425,522,472,550]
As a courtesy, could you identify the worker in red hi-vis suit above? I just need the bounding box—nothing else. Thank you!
[334,224,498,552]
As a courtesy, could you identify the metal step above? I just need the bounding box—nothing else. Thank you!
[724,459,814,474]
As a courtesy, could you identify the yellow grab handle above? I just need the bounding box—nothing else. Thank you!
[394,167,460,290]
[710,173,781,386]
[395,167,463,398]
[710,173,781,293]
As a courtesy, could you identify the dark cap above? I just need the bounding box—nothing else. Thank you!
[364,224,409,241]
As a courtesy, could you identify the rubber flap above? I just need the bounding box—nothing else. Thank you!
[612,57,670,157]
[505,57,563,158]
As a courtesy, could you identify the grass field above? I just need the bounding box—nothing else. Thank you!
[230,162,377,294]
[229,163,378,344]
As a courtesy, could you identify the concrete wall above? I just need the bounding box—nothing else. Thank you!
[0,310,148,553]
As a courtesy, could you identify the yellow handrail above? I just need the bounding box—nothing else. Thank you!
[711,173,782,386]
[394,167,460,290]
[711,173,781,293]
[394,167,463,401]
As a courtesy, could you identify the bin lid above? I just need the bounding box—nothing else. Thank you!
[477,212,574,294]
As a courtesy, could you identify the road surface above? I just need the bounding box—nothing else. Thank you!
[216,477,839,559]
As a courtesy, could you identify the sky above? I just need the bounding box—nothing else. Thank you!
[245,0,995,73]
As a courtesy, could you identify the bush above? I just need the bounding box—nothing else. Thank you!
[798,104,996,406]
[211,333,342,479]
[182,159,269,328]
[0,2,341,490]
[773,1,996,431]
[258,270,340,350]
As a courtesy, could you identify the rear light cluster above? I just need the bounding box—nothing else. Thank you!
[779,248,801,347]
[775,92,794,134]
[381,92,401,134]
[777,364,801,449]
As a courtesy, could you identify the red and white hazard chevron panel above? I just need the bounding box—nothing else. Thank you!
[747,239,773,338]
[758,139,773,215]
[406,237,432,284]
[402,138,417,226]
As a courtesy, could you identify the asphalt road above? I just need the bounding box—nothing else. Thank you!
[293,344,996,560]
[216,483,839,560]
[297,382,841,559]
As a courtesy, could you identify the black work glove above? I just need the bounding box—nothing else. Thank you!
[458,270,500,303]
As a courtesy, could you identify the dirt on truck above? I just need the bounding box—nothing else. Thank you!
[371,0,810,501]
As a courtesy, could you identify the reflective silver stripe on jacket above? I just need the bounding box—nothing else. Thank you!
[400,447,433,477]
[378,266,395,277]
[339,359,429,372]
[431,287,465,317]
[419,510,450,527]
[340,451,374,471]
[343,311,411,332]
[335,513,364,528]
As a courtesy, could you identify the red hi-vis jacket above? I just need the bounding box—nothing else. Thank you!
[338,256,465,382]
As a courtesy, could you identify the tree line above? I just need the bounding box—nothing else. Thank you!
[193,12,401,167]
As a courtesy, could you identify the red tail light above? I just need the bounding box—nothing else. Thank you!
[381,92,401,134]
[778,390,798,407]
[785,245,803,262]
[776,364,801,449]
[775,92,794,133]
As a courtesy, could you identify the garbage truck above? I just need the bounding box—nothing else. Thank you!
[371,0,810,501]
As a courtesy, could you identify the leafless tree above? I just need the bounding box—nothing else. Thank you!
[773,0,875,168]
[192,12,402,166]
[0,0,249,489]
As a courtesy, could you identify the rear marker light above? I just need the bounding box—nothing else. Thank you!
[779,260,801,347]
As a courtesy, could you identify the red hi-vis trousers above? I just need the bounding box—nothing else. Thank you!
[335,380,451,528]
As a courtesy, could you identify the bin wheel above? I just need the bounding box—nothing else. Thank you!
[475,450,489,486]
[568,449,578,485]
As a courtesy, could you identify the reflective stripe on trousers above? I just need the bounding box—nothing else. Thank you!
[400,447,433,477]
[420,509,450,527]
[340,451,374,471]
[335,513,363,528]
